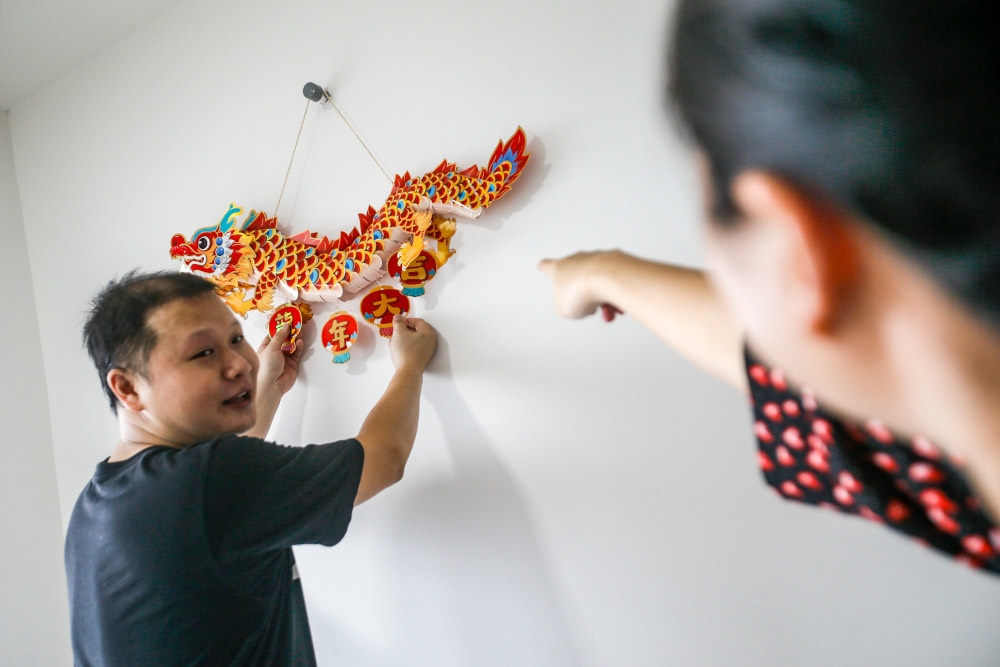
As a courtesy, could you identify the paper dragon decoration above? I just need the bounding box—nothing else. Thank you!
[170,127,529,362]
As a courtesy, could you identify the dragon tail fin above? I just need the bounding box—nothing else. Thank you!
[484,127,530,200]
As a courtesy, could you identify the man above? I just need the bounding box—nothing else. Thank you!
[66,270,436,665]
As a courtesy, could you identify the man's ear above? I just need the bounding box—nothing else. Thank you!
[106,368,145,413]
[730,170,862,334]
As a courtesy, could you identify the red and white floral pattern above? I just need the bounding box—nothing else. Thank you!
[746,349,999,574]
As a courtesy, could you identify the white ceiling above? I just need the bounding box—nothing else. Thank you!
[0,0,187,111]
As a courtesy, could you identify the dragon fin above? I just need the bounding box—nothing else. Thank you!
[389,172,413,196]
[243,211,278,232]
[288,230,316,244]
[358,206,377,234]
[487,127,530,180]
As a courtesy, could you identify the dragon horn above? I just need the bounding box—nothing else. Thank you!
[218,203,244,233]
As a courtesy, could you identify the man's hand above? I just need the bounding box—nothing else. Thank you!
[538,250,624,321]
[389,315,437,373]
[243,324,303,439]
[256,324,303,396]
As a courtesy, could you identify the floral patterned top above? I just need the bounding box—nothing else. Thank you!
[746,349,1000,574]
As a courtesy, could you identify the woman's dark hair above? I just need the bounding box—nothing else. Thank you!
[668,0,1000,322]
[83,270,217,412]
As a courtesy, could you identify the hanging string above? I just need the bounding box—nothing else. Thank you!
[275,87,394,221]
[274,99,311,219]
[320,89,394,184]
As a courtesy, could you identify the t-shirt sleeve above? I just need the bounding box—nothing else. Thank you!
[204,435,364,556]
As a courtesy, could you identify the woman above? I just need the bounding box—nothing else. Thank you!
[541,0,1000,573]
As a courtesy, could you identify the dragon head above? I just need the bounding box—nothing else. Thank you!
[170,204,256,283]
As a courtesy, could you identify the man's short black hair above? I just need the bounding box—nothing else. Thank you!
[83,270,217,412]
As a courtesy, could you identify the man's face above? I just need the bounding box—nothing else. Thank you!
[132,293,259,445]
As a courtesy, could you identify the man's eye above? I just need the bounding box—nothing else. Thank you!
[233,335,244,344]
[192,349,213,359]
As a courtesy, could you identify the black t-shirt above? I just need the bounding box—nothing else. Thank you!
[65,435,364,666]
[746,348,1000,574]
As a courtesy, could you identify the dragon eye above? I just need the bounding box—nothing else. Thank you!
[197,235,212,251]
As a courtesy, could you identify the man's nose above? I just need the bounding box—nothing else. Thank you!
[223,348,254,378]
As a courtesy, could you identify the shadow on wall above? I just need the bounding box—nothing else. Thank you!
[381,335,588,665]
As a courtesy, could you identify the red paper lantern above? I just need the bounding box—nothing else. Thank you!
[322,311,359,363]
[388,250,438,297]
[267,305,304,352]
[360,286,410,337]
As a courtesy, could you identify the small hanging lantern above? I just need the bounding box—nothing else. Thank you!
[322,311,359,363]
[267,305,304,352]
[387,249,438,297]
[360,286,410,337]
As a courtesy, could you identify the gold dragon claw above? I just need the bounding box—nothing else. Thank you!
[434,217,458,239]
[398,234,427,268]
[222,289,257,317]
[428,241,455,269]
[412,208,434,232]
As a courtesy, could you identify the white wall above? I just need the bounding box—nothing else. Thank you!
[8,0,1000,664]
[0,113,71,664]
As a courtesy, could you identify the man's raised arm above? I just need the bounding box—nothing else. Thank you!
[354,315,437,505]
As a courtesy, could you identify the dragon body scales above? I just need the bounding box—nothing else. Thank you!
[170,127,529,317]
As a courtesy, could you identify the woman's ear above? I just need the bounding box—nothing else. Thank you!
[107,368,145,413]
[730,170,862,335]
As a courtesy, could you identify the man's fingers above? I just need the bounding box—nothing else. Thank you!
[258,323,294,354]
[390,315,435,346]
[284,332,304,359]
[272,324,292,346]
[538,259,554,277]
[393,314,428,333]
